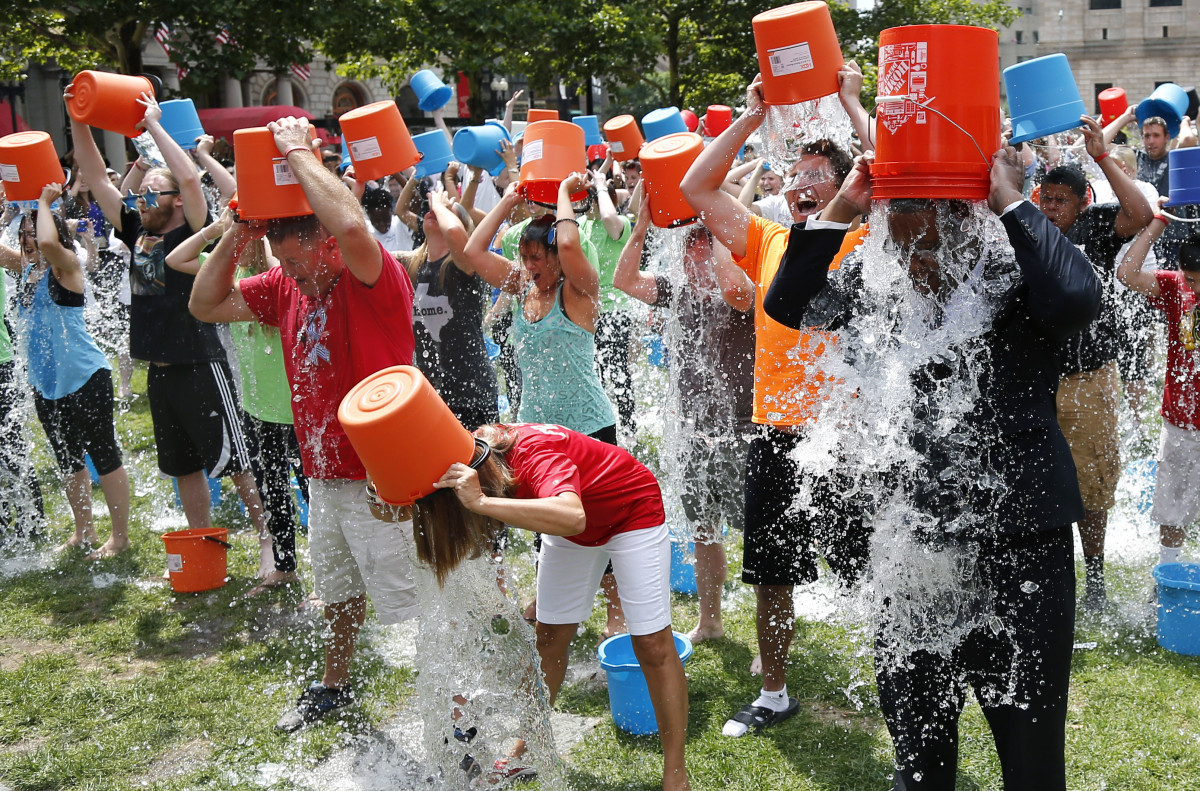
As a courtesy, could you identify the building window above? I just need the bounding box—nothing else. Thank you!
[1163,25,1170,37]
[1101,27,1108,39]
[1149,0,1182,6]
[1088,0,1120,8]
[1094,83,1113,115]
[1033,30,1040,43]
[1015,30,1024,44]
[332,83,367,117]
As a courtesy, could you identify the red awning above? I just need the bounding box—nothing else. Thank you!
[0,101,31,137]
[195,105,316,142]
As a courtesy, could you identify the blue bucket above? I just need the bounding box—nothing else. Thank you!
[293,477,309,529]
[670,539,697,595]
[84,454,101,486]
[1138,83,1189,139]
[1004,54,1087,145]
[573,115,603,146]
[598,632,693,735]
[339,138,352,172]
[1167,147,1200,207]
[452,121,510,176]
[172,473,224,511]
[411,69,453,113]
[159,99,205,151]
[642,108,688,143]
[1153,563,1200,655]
[642,334,667,368]
[1124,458,1158,514]
[413,130,453,178]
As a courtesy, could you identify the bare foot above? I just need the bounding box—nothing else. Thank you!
[522,599,537,624]
[687,623,724,644]
[87,539,131,560]
[56,535,97,553]
[750,654,762,675]
[257,540,277,579]
[246,570,301,596]
[297,592,326,614]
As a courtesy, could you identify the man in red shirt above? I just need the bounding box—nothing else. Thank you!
[191,117,418,731]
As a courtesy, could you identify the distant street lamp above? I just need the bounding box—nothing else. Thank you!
[489,75,509,117]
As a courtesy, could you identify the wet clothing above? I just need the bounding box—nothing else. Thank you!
[1137,150,1170,196]
[242,411,301,573]
[34,368,122,476]
[16,265,110,400]
[1150,270,1200,429]
[229,263,294,426]
[1056,203,1132,376]
[410,255,498,430]
[147,360,249,478]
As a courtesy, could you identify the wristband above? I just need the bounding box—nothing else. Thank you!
[1154,213,1169,225]
[133,158,149,172]
[553,218,580,228]
[1093,150,1109,163]
[282,145,310,159]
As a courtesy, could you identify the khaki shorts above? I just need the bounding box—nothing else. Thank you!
[1153,420,1200,527]
[1056,362,1120,511]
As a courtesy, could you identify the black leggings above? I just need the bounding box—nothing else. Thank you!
[242,412,305,573]
[33,368,123,476]
[876,526,1075,791]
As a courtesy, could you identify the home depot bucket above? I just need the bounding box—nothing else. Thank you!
[1166,147,1200,207]
[598,632,694,735]
[705,105,733,137]
[573,115,603,146]
[162,527,230,593]
[518,120,587,204]
[1004,54,1087,145]
[453,121,511,175]
[233,127,315,220]
[1153,563,1200,655]
[603,115,644,162]
[339,101,420,182]
[871,25,1000,201]
[753,2,844,105]
[159,98,205,150]
[1138,82,1189,139]
[0,132,65,202]
[642,107,688,143]
[1098,87,1129,125]
[526,108,559,123]
[640,132,704,228]
[413,130,454,179]
[67,70,156,138]
[411,69,453,112]
[338,366,476,506]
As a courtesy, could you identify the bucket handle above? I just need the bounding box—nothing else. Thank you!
[202,534,231,549]
[875,95,990,166]
[1161,211,1200,223]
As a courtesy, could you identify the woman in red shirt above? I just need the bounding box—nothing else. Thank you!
[415,422,690,791]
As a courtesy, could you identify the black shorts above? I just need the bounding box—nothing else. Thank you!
[147,360,251,478]
[742,426,870,587]
[33,368,122,476]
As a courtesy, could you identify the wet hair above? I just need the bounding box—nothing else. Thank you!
[1142,116,1170,136]
[404,201,474,289]
[684,223,713,248]
[1180,236,1200,273]
[361,186,394,213]
[887,198,972,251]
[518,214,558,259]
[264,213,325,245]
[144,166,179,190]
[799,139,853,183]
[1041,165,1088,200]
[411,425,521,586]
[1109,145,1137,174]
[21,210,74,251]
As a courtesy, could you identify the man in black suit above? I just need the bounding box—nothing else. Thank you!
[764,145,1100,790]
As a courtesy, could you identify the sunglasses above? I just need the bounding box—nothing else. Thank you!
[121,189,180,210]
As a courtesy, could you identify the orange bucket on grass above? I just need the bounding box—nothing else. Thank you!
[233,127,315,220]
[162,527,230,593]
[753,2,844,105]
[527,108,559,123]
[338,101,420,183]
[1099,87,1129,125]
[603,115,644,162]
[519,120,588,204]
[870,25,1000,201]
[338,366,476,507]
[0,132,65,202]
[67,70,155,138]
[640,132,704,228]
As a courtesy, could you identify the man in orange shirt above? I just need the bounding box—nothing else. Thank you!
[681,71,869,736]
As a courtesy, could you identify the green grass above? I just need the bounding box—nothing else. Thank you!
[3,362,1200,789]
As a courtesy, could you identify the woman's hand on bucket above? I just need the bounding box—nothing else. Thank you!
[744,74,766,118]
[434,463,487,512]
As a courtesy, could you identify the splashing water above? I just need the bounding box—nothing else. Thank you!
[759,95,855,172]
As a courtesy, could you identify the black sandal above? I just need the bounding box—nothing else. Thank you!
[725,697,800,735]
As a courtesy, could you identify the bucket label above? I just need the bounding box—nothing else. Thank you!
[878,41,930,134]
[610,140,624,154]
[349,136,383,161]
[167,553,183,572]
[0,163,17,182]
[523,139,544,164]
[767,42,814,78]
[271,157,299,186]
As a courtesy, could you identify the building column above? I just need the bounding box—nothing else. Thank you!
[275,72,294,106]
[223,77,243,108]
[102,129,128,171]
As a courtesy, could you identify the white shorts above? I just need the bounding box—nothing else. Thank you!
[1153,420,1200,527]
[308,478,420,624]
[536,523,671,636]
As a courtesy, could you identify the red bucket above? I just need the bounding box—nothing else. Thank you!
[1099,87,1128,125]
[871,25,1000,201]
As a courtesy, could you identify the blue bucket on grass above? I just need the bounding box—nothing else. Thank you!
[670,539,697,595]
[1153,563,1200,655]
[1004,54,1087,145]
[1125,458,1157,514]
[413,130,453,178]
[598,632,693,735]
[411,69,453,113]
[573,115,603,146]
[1167,148,1200,207]
[1137,82,1189,139]
[642,108,688,143]
[159,99,205,150]
[452,121,510,176]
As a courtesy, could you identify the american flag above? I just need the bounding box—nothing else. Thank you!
[289,62,311,81]
[215,25,234,45]
[155,22,173,55]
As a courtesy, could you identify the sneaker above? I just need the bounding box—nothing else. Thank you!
[275,681,355,732]
[488,757,537,783]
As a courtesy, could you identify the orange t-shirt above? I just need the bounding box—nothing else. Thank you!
[735,215,866,427]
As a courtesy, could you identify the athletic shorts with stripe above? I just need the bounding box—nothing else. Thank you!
[147,360,251,478]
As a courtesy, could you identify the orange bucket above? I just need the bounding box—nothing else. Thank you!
[603,115,644,162]
[162,527,230,593]
[526,108,559,123]
[338,365,476,506]
[519,120,588,204]
[67,70,155,138]
[705,105,733,137]
[1099,87,1128,125]
[0,132,65,202]
[870,25,1000,201]
[753,2,844,105]
[338,101,420,183]
[640,132,705,228]
[233,127,315,220]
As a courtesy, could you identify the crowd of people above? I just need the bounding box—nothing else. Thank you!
[3,52,1200,790]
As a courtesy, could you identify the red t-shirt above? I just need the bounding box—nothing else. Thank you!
[239,242,415,479]
[503,424,665,547]
[1150,270,1200,430]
